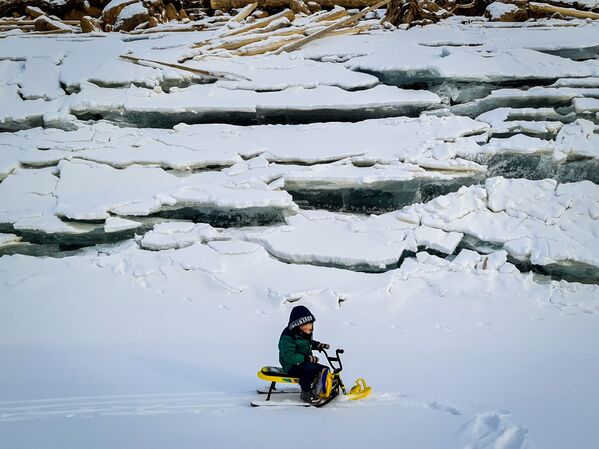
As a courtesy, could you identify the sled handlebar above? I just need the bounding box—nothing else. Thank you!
[321,348,344,374]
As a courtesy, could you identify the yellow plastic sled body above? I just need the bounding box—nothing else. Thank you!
[257,366,371,403]
[346,377,372,400]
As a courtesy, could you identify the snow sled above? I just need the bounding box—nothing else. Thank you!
[252,348,371,407]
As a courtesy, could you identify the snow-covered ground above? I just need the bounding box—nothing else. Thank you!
[1,16,599,449]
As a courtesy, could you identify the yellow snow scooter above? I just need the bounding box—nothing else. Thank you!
[252,348,371,407]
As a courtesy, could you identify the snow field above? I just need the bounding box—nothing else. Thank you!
[1,15,599,449]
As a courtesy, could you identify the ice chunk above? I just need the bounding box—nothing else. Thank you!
[69,83,441,126]
[553,119,599,162]
[0,233,22,248]
[20,57,64,101]
[413,226,463,254]
[0,168,58,228]
[572,97,599,115]
[74,138,242,170]
[485,177,562,221]
[244,210,408,271]
[54,159,298,221]
[0,85,65,131]
[480,135,555,155]
[141,222,220,250]
[189,54,380,91]
[104,217,142,233]
[404,177,599,281]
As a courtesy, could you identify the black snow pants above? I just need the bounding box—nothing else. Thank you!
[288,361,327,392]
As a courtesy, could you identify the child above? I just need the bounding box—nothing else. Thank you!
[278,305,330,405]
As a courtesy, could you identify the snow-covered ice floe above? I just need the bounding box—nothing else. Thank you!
[459,119,599,183]
[0,160,298,245]
[207,176,599,280]
[402,177,599,282]
[232,209,463,272]
[0,115,488,170]
[68,82,441,126]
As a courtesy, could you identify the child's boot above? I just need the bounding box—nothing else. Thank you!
[300,390,322,405]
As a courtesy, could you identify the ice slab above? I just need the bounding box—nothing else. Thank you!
[553,119,599,162]
[0,168,59,228]
[347,45,599,86]
[282,160,485,213]
[0,233,22,248]
[74,138,243,170]
[453,119,599,183]
[140,222,220,250]
[552,77,599,88]
[238,209,463,272]
[187,54,380,92]
[452,86,599,117]
[69,82,441,126]
[573,97,599,115]
[241,210,409,271]
[54,159,298,222]
[20,57,64,101]
[104,217,143,233]
[1,116,489,172]
[301,22,599,86]
[283,161,482,189]
[403,177,599,282]
[0,85,65,131]
[475,107,571,137]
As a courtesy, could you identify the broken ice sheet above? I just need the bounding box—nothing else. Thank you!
[140,222,220,250]
[73,138,243,170]
[404,177,599,282]
[186,53,380,91]
[0,116,489,174]
[346,44,599,86]
[241,210,409,272]
[0,233,22,248]
[54,159,298,221]
[283,161,482,189]
[0,85,66,132]
[282,161,485,212]
[237,209,463,272]
[452,86,599,117]
[68,82,441,126]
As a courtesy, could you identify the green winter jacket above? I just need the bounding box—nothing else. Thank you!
[278,328,320,373]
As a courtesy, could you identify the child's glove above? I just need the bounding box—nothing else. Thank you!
[316,342,330,351]
[307,355,319,363]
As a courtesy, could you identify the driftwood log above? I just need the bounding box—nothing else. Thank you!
[275,0,389,53]
[0,0,106,17]
[211,0,382,10]
[528,1,599,19]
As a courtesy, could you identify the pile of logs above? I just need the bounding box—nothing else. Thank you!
[192,1,388,56]
[0,0,598,35]
[0,0,208,33]
[383,0,599,27]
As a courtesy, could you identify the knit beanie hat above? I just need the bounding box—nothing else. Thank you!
[287,305,315,331]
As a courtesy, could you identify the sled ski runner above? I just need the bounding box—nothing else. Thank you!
[251,399,310,407]
[257,385,301,394]
[253,348,371,407]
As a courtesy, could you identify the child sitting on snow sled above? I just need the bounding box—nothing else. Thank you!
[278,305,330,405]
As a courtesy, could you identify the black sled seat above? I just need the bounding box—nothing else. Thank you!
[257,366,299,384]
[257,366,299,400]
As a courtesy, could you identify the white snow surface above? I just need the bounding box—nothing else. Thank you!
[1,241,598,449]
[1,18,599,449]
